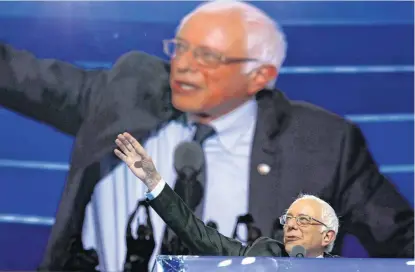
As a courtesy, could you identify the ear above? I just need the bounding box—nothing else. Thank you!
[321,230,336,247]
[247,65,278,95]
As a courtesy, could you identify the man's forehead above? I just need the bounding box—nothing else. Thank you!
[287,199,322,217]
[178,11,246,53]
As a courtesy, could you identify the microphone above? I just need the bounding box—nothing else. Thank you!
[174,141,205,177]
[289,245,306,258]
[173,142,205,209]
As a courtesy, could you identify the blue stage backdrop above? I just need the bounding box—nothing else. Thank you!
[0,1,413,270]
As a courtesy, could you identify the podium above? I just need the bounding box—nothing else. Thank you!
[152,255,414,272]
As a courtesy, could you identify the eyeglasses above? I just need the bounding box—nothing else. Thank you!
[279,214,328,228]
[162,39,259,68]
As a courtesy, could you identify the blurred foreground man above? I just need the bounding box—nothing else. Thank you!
[114,132,340,258]
[0,0,413,271]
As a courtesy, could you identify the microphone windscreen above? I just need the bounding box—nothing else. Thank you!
[174,141,205,175]
[289,245,307,258]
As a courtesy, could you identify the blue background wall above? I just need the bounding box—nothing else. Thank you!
[0,1,413,270]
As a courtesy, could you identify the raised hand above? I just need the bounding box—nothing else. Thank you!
[114,132,161,190]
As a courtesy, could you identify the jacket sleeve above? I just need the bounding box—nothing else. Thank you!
[0,43,106,136]
[334,123,414,257]
[149,184,250,256]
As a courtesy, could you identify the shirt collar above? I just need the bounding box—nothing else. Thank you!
[186,99,257,150]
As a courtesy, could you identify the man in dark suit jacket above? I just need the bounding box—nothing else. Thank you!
[0,1,413,270]
[114,132,340,258]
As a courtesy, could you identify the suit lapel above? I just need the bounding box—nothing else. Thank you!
[248,90,292,237]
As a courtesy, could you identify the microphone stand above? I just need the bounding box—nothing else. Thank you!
[179,167,197,207]
[164,169,199,256]
[124,200,155,272]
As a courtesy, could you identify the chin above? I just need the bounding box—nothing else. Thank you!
[284,243,293,254]
[173,92,212,112]
[172,96,200,113]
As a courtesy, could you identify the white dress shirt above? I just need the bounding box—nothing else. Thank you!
[81,99,258,271]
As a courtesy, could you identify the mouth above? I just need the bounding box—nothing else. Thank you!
[285,236,300,242]
[172,80,201,94]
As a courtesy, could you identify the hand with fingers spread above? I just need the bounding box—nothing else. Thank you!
[114,132,162,191]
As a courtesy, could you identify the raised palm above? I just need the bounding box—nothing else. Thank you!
[114,132,161,189]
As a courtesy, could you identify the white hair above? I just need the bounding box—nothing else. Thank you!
[176,0,287,89]
[291,194,339,253]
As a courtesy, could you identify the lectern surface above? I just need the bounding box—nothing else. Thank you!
[152,255,414,272]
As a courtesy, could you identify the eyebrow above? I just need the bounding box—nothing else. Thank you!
[173,37,221,52]
[286,213,312,217]
[174,37,190,45]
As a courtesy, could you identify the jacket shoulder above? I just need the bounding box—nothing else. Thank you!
[268,89,354,135]
[289,100,352,129]
[108,51,170,85]
[282,99,357,148]
[95,51,172,118]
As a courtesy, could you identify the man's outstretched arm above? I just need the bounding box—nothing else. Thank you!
[113,132,252,256]
[0,43,107,135]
